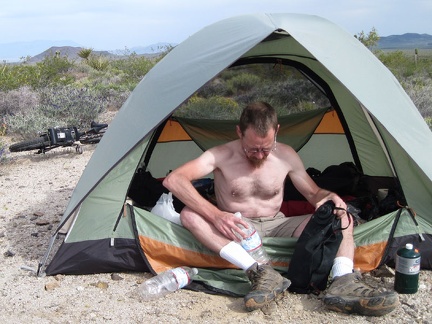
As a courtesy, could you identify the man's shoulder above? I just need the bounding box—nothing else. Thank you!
[275,142,297,156]
[211,139,239,153]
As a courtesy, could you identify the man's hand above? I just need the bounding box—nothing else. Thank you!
[212,212,249,242]
[315,191,350,221]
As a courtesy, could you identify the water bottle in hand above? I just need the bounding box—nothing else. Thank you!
[234,212,270,265]
[137,266,198,301]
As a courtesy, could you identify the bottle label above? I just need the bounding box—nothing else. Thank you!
[396,256,421,275]
[241,230,262,252]
[171,267,190,288]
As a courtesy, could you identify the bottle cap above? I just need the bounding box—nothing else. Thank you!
[405,243,413,250]
[234,212,242,218]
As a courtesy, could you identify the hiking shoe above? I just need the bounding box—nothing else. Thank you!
[323,272,399,316]
[244,263,291,311]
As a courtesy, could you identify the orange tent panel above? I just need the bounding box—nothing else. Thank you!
[314,111,344,134]
[158,120,192,142]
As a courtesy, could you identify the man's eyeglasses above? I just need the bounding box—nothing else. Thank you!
[243,138,277,155]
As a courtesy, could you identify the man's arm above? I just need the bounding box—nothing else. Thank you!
[162,149,223,224]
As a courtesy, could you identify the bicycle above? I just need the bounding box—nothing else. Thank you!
[9,121,108,154]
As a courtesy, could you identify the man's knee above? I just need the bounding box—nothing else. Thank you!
[180,206,197,229]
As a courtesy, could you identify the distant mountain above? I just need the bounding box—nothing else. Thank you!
[123,42,175,55]
[2,33,430,62]
[377,33,432,49]
[0,40,81,61]
[27,46,115,63]
[0,40,176,62]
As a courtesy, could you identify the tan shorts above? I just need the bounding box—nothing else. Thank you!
[249,211,312,238]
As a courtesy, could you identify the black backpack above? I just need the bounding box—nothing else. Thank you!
[286,201,346,294]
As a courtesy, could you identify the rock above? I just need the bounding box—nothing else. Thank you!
[33,211,44,217]
[91,281,109,289]
[4,250,15,257]
[111,273,124,281]
[371,264,395,277]
[36,220,50,226]
[45,281,60,291]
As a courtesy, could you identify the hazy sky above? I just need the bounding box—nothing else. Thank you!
[2,0,431,50]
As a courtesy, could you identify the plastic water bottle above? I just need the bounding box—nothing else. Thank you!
[394,243,421,294]
[137,266,198,301]
[234,212,270,264]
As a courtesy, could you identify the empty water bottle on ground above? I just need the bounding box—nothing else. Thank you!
[234,212,270,265]
[137,266,198,301]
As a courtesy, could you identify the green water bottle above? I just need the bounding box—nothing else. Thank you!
[394,243,421,294]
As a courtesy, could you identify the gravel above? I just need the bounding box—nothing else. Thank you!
[1,139,431,323]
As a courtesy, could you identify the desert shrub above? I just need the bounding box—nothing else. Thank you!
[403,75,432,118]
[175,96,240,119]
[0,61,40,91]
[198,79,230,98]
[1,53,75,91]
[226,73,261,95]
[35,53,75,88]
[424,117,432,130]
[0,86,39,117]
[6,86,107,138]
[0,139,7,162]
[86,55,110,71]
[38,86,106,123]
[248,78,330,114]
[102,88,131,111]
[5,108,53,139]
[110,53,155,85]
[76,68,126,91]
[377,50,430,79]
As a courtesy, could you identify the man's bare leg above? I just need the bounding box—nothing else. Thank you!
[180,206,290,311]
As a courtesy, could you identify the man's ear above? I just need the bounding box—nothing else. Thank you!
[236,125,242,138]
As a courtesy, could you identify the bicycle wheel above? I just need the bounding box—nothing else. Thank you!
[79,132,104,144]
[9,135,51,152]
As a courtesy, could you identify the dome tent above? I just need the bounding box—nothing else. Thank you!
[38,13,432,296]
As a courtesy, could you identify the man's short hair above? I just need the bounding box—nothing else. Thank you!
[239,102,278,136]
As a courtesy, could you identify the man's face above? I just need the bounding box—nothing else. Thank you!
[240,127,277,167]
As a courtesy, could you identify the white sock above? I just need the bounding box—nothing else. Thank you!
[331,256,354,278]
[219,241,257,271]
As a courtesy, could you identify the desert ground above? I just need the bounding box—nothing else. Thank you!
[1,132,431,323]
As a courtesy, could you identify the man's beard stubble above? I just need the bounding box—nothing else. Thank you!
[247,155,267,168]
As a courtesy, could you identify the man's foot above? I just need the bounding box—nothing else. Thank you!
[244,263,291,311]
[323,272,399,316]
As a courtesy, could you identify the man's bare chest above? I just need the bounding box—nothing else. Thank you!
[217,167,284,199]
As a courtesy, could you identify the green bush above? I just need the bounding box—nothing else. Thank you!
[0,61,39,91]
[403,76,432,118]
[87,55,110,71]
[198,79,230,98]
[226,73,261,95]
[0,139,7,162]
[6,86,107,138]
[35,53,75,88]
[175,96,240,119]
[247,78,330,114]
[110,52,156,86]
[0,54,75,91]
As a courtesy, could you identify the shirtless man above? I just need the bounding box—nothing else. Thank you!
[163,102,398,316]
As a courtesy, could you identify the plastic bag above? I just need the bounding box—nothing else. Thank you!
[150,192,182,226]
